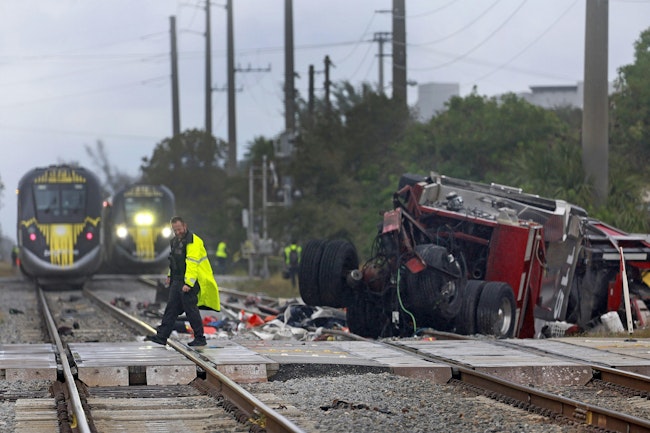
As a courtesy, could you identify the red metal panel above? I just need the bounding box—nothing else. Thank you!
[486,223,531,298]
[486,223,543,338]
[519,227,545,338]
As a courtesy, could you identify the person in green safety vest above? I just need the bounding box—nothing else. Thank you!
[283,240,302,288]
[11,245,19,268]
[215,241,228,274]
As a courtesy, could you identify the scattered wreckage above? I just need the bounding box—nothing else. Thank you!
[299,172,650,339]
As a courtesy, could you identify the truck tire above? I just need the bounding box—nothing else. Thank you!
[412,244,463,320]
[454,280,485,335]
[404,267,443,319]
[346,292,388,338]
[476,281,516,338]
[298,239,326,306]
[318,240,359,308]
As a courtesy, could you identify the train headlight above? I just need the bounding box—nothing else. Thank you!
[161,227,172,238]
[134,212,154,226]
[116,225,128,238]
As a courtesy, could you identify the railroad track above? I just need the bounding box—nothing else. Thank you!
[4,276,650,432]
[98,277,650,432]
[384,332,650,432]
[1,281,305,433]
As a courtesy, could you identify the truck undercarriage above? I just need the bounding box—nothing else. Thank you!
[299,172,650,338]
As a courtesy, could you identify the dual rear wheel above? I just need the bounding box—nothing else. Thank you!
[298,239,516,339]
[456,280,516,338]
[298,239,359,309]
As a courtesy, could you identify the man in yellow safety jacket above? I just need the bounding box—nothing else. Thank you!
[146,216,220,347]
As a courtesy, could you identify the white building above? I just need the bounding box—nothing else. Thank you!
[517,85,583,109]
[413,81,615,119]
[413,82,460,122]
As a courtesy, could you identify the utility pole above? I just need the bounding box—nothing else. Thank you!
[308,64,314,114]
[169,16,180,137]
[226,0,236,176]
[284,0,295,136]
[221,0,269,175]
[392,0,406,105]
[261,155,269,278]
[582,0,609,205]
[247,165,255,276]
[324,55,333,112]
[205,0,212,137]
[373,32,391,95]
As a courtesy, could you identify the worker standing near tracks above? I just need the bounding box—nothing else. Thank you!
[215,240,228,274]
[283,240,302,289]
[146,216,220,347]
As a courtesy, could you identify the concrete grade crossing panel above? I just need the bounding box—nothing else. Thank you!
[396,339,592,386]
[227,340,452,384]
[0,344,57,381]
[69,342,196,386]
[512,337,650,376]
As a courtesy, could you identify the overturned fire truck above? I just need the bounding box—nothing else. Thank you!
[298,172,650,339]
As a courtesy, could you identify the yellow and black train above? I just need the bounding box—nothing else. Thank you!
[101,184,175,274]
[16,165,103,288]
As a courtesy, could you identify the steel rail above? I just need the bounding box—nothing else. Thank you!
[595,366,650,393]
[137,275,284,320]
[493,337,650,396]
[455,365,650,433]
[418,329,650,396]
[37,286,92,433]
[83,287,306,433]
[383,339,650,433]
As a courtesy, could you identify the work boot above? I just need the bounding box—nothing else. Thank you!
[144,334,167,345]
[188,337,207,347]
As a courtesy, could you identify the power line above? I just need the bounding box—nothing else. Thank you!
[408,44,577,82]
[0,76,168,110]
[334,13,378,65]
[409,0,528,72]
[405,0,462,19]
[0,123,159,141]
[414,0,502,45]
[473,0,580,83]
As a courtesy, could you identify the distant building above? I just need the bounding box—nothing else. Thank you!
[513,82,614,110]
[517,85,582,109]
[413,81,615,118]
[413,82,460,122]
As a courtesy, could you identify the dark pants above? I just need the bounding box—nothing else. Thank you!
[156,279,204,340]
[216,257,227,274]
[288,265,299,288]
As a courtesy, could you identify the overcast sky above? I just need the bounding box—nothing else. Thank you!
[1,0,649,241]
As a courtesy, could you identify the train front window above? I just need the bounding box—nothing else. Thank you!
[34,184,86,220]
[61,186,86,215]
[124,197,164,226]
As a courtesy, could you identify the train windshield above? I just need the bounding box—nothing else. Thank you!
[33,183,86,220]
[124,196,165,225]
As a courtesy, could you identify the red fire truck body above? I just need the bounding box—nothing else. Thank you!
[299,173,650,338]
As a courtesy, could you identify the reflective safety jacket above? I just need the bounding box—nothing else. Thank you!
[216,241,228,258]
[284,243,302,266]
[184,233,221,311]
